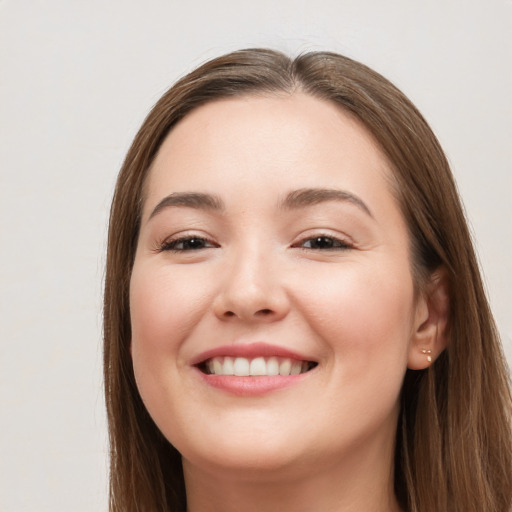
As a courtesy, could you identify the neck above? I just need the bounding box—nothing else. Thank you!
[183,435,401,512]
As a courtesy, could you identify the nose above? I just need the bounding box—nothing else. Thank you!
[212,247,290,323]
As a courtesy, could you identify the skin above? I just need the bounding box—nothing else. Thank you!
[130,93,439,512]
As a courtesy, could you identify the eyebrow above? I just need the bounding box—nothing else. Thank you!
[280,188,373,217]
[148,187,373,221]
[148,192,224,220]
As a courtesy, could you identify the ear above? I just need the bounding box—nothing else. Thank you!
[408,267,450,370]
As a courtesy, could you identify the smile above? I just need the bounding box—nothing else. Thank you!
[201,356,317,376]
[191,342,318,395]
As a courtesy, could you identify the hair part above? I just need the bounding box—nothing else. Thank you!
[104,48,512,511]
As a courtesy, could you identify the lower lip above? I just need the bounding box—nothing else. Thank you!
[195,369,310,396]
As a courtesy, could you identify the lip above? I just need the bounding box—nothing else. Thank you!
[194,371,310,396]
[190,342,317,397]
[190,341,314,366]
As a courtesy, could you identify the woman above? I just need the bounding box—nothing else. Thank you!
[104,49,512,511]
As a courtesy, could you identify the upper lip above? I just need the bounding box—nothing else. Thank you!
[190,342,316,366]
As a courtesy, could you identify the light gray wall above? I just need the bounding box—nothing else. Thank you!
[1,1,510,510]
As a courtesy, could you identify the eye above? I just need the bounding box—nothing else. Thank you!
[296,235,352,250]
[159,236,217,252]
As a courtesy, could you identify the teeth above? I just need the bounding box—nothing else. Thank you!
[233,357,250,376]
[267,357,279,376]
[279,359,291,376]
[223,356,234,375]
[204,356,314,377]
[249,357,266,376]
[290,360,302,375]
[213,358,223,375]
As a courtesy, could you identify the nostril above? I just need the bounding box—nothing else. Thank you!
[219,308,278,320]
[256,308,273,316]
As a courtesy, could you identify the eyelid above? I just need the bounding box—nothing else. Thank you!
[290,230,355,251]
[154,232,219,253]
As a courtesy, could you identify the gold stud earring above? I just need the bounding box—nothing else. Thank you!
[421,349,432,362]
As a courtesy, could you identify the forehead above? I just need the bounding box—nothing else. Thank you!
[144,93,397,215]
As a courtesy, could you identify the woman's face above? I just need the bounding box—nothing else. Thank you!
[130,93,427,478]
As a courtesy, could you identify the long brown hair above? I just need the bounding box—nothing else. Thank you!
[104,49,512,511]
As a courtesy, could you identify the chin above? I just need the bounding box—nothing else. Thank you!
[178,427,315,478]
[183,448,312,484]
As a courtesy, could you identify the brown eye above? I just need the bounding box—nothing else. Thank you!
[300,236,351,250]
[161,237,216,252]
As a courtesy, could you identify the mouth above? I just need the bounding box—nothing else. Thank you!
[197,356,318,377]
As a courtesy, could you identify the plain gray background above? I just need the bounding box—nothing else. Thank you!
[1,1,511,510]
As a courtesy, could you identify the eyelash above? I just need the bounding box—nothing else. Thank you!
[292,234,353,251]
[158,236,217,253]
[157,234,352,252]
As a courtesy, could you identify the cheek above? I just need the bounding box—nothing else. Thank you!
[130,263,210,351]
[295,260,415,371]
[129,262,217,404]
[128,262,215,428]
